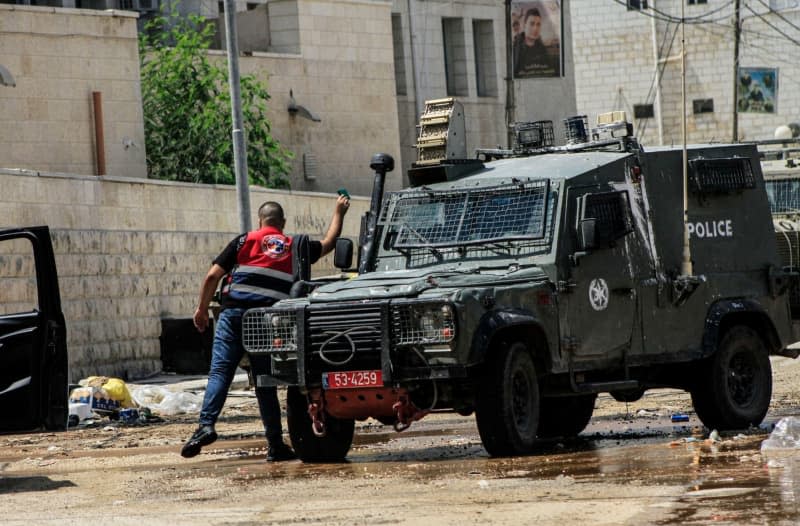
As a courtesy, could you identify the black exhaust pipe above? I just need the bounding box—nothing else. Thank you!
[359,153,394,274]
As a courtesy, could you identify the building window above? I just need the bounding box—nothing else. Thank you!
[693,98,714,114]
[473,20,497,98]
[634,104,655,119]
[687,0,707,4]
[391,14,407,96]
[627,0,648,10]
[442,18,468,97]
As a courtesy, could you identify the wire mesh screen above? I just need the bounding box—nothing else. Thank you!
[582,191,634,243]
[766,179,800,214]
[382,180,550,249]
[689,158,755,194]
[391,303,455,346]
[242,308,297,353]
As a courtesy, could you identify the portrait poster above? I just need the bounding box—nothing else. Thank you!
[510,1,562,79]
[737,67,778,114]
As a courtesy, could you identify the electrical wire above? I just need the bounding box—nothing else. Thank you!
[637,22,680,142]
[753,0,800,35]
[744,3,800,47]
[610,0,736,25]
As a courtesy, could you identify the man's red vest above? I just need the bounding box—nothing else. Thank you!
[221,226,294,307]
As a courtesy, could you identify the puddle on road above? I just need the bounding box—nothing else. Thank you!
[198,425,800,524]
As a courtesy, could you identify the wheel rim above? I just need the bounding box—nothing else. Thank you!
[511,369,532,431]
[728,351,757,406]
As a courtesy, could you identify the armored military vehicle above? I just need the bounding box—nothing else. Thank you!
[242,105,797,461]
[762,141,800,322]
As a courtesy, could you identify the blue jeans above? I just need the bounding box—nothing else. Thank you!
[199,308,283,444]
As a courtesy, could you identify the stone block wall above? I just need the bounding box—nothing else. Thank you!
[571,1,800,145]
[222,0,404,197]
[0,168,367,381]
[0,5,147,178]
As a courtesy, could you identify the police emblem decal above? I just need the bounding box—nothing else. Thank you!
[589,278,609,311]
[261,235,290,259]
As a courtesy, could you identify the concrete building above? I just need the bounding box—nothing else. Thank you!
[0,1,403,196]
[0,6,147,178]
[390,0,578,183]
[571,0,800,146]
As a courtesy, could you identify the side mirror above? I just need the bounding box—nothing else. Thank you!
[334,238,354,270]
[577,218,596,251]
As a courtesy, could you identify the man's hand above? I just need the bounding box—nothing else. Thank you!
[321,195,350,255]
[194,307,210,332]
[335,194,350,216]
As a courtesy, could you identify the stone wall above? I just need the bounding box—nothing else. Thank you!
[236,0,403,197]
[0,1,402,197]
[0,5,147,178]
[571,1,800,145]
[0,168,368,381]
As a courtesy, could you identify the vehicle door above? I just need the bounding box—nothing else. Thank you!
[559,186,643,363]
[0,226,68,432]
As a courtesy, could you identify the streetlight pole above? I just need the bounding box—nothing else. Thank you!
[732,0,741,142]
[223,0,252,232]
[681,1,692,277]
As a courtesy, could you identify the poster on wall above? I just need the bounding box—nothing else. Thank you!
[737,67,778,114]
[511,1,562,79]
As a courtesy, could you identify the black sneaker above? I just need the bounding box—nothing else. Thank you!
[180,425,218,458]
[266,442,297,462]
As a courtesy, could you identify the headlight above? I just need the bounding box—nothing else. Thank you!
[392,302,456,345]
[242,308,297,353]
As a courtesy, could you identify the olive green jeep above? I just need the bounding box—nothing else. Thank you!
[243,116,797,462]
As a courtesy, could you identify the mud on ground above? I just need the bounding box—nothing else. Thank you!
[1,357,799,525]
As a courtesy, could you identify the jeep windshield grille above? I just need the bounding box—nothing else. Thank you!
[381,180,551,250]
[766,178,800,214]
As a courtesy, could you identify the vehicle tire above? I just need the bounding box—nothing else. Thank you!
[286,386,355,463]
[537,394,596,439]
[475,341,540,457]
[690,325,772,431]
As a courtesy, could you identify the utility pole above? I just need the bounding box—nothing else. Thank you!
[505,0,515,148]
[223,0,252,232]
[680,1,692,278]
[407,0,424,122]
[732,0,741,142]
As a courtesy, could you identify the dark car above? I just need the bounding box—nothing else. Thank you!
[0,226,68,432]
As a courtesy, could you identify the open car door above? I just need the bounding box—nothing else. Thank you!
[0,226,68,432]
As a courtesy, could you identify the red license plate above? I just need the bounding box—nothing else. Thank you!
[322,370,383,390]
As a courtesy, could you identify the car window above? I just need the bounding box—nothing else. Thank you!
[0,237,39,315]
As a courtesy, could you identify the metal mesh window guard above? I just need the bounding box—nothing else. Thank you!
[242,308,297,353]
[382,180,550,250]
[766,179,800,214]
[391,303,455,346]
[582,191,634,243]
[688,158,755,194]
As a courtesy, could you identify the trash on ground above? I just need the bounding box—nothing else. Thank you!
[80,376,136,408]
[761,417,800,460]
[671,413,689,423]
[69,386,121,413]
[129,385,202,415]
